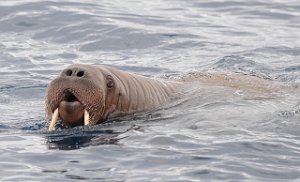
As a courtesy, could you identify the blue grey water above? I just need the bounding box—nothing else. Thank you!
[0,0,300,181]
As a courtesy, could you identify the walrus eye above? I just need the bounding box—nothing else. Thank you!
[106,75,114,89]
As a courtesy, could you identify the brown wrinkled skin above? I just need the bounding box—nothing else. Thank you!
[45,64,179,126]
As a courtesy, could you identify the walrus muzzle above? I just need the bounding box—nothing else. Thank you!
[48,90,93,131]
[59,91,84,124]
[46,65,106,131]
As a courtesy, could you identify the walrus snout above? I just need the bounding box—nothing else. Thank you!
[47,65,104,131]
[58,91,84,126]
[48,89,91,131]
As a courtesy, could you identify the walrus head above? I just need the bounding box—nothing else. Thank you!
[46,64,118,131]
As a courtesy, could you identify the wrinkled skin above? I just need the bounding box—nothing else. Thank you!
[46,64,179,127]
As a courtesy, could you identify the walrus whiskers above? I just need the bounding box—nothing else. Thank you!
[48,108,58,131]
[84,109,89,125]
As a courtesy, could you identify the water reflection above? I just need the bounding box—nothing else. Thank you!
[44,111,162,150]
[45,124,132,150]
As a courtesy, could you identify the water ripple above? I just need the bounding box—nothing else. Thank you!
[1,0,300,181]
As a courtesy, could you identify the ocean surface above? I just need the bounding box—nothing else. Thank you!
[1,0,300,181]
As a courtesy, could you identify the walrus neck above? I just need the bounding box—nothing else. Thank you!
[110,69,178,113]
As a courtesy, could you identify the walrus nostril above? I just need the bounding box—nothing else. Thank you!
[66,69,72,76]
[77,71,84,77]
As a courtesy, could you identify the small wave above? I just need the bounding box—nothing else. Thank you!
[212,55,272,77]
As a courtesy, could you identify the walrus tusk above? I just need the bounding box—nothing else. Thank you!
[48,108,59,131]
[84,109,89,126]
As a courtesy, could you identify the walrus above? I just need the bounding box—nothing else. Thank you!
[46,64,296,131]
[46,64,180,131]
